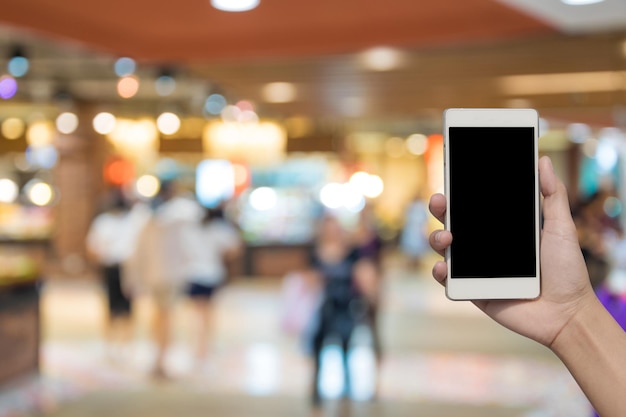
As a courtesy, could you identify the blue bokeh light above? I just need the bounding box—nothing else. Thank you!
[114,57,136,77]
[204,94,227,115]
[8,56,29,78]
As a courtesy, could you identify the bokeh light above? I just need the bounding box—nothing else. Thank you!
[262,82,297,103]
[135,175,160,198]
[249,187,277,211]
[603,196,622,218]
[232,163,251,195]
[595,141,618,172]
[320,183,345,209]
[196,159,234,208]
[8,56,29,78]
[233,163,249,187]
[221,105,242,122]
[567,123,591,143]
[114,57,136,77]
[55,112,79,134]
[156,112,181,135]
[1,117,25,140]
[342,184,366,212]
[204,94,227,115]
[595,128,624,173]
[117,75,139,99]
[24,180,54,206]
[0,76,18,100]
[239,110,259,124]
[26,120,54,147]
[362,175,384,198]
[0,178,19,203]
[219,103,258,124]
[104,158,135,186]
[155,75,176,96]
[349,172,384,199]
[236,100,254,112]
[93,112,117,135]
[359,47,405,71]
[406,134,428,155]
[25,145,58,169]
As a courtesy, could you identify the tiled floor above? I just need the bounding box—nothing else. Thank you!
[0,254,591,417]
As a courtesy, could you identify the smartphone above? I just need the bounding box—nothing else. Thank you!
[443,108,541,300]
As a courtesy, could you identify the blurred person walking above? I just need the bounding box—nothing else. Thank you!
[399,193,430,269]
[307,214,379,408]
[124,179,202,380]
[180,204,243,367]
[86,187,147,362]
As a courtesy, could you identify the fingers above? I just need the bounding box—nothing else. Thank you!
[429,193,446,224]
[429,229,452,257]
[428,194,451,286]
[538,155,557,199]
[538,156,576,231]
[432,261,447,286]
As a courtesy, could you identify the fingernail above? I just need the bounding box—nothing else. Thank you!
[434,231,441,243]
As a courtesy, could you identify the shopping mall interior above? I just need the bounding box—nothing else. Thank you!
[1,0,626,416]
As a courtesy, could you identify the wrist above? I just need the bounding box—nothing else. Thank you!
[548,289,626,417]
[549,290,602,355]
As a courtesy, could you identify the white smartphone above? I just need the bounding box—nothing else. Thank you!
[443,108,541,300]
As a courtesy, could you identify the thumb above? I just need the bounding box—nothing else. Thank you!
[539,156,576,232]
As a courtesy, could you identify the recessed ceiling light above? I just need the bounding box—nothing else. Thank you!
[359,47,405,71]
[560,0,605,5]
[211,0,260,12]
[262,82,297,103]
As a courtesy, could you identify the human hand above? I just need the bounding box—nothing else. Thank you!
[428,156,597,348]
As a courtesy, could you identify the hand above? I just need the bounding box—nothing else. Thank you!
[428,156,597,348]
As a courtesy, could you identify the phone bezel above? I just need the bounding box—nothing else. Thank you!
[443,108,541,300]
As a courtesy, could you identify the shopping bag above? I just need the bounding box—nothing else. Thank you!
[279,271,321,336]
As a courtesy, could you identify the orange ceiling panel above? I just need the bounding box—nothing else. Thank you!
[0,0,556,63]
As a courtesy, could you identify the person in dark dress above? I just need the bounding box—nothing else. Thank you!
[307,214,378,407]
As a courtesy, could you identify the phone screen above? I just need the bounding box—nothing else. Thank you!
[448,126,537,278]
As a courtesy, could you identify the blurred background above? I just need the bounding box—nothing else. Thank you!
[0,0,626,416]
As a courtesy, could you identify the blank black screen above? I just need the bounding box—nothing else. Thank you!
[448,127,537,278]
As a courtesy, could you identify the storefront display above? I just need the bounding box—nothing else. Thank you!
[238,187,320,246]
[234,157,327,276]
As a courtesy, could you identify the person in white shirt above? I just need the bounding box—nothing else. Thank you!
[181,204,242,364]
[86,188,148,361]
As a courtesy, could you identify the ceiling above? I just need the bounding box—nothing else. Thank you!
[1,0,626,135]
